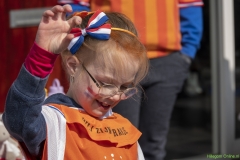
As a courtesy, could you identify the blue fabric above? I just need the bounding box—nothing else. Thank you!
[66,4,90,17]
[2,66,47,156]
[70,36,84,54]
[180,6,203,59]
[87,32,110,39]
[3,65,82,156]
[88,15,109,28]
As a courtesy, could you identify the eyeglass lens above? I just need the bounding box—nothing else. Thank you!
[98,84,137,99]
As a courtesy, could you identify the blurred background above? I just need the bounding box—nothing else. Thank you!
[0,0,239,159]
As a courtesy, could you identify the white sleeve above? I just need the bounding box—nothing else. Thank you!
[137,142,145,160]
[42,105,66,160]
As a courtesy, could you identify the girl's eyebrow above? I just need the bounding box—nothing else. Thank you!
[96,74,135,85]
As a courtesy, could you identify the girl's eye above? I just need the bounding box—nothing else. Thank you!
[98,81,111,86]
[120,86,128,91]
[98,81,105,85]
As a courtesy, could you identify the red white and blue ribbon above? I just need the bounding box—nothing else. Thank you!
[68,10,111,54]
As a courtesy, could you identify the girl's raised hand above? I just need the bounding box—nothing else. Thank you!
[35,5,82,54]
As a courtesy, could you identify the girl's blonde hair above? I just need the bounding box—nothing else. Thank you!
[61,12,149,86]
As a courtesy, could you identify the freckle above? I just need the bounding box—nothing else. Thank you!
[111,154,114,157]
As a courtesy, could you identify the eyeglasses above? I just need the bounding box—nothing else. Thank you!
[82,64,137,100]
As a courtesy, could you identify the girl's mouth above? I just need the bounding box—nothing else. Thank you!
[96,100,111,110]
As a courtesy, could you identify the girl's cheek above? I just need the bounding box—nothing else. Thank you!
[84,87,96,98]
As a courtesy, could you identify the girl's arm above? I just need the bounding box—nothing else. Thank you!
[2,5,82,156]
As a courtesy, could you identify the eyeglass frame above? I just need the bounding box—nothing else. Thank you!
[82,64,138,99]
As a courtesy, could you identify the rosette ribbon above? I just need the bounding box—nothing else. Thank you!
[68,10,111,54]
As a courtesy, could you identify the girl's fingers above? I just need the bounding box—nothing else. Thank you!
[51,5,64,13]
[42,5,72,23]
[62,4,73,13]
[43,10,54,17]
[68,16,82,30]
[63,34,75,44]
[61,4,73,20]
[51,5,65,19]
[42,5,63,21]
[42,10,54,23]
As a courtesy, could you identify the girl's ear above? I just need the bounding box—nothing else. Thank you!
[66,56,81,75]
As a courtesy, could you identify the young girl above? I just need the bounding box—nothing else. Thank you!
[2,4,149,160]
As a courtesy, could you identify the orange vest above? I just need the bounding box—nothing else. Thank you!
[40,104,141,160]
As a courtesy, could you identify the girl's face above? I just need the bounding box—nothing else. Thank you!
[68,61,138,118]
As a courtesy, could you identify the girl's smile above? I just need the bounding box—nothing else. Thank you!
[85,86,115,108]
[79,84,119,117]
[96,100,111,110]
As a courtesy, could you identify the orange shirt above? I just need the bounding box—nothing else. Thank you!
[91,0,202,59]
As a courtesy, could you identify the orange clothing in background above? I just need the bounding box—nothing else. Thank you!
[91,0,203,59]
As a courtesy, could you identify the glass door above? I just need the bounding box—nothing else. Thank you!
[210,0,240,156]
